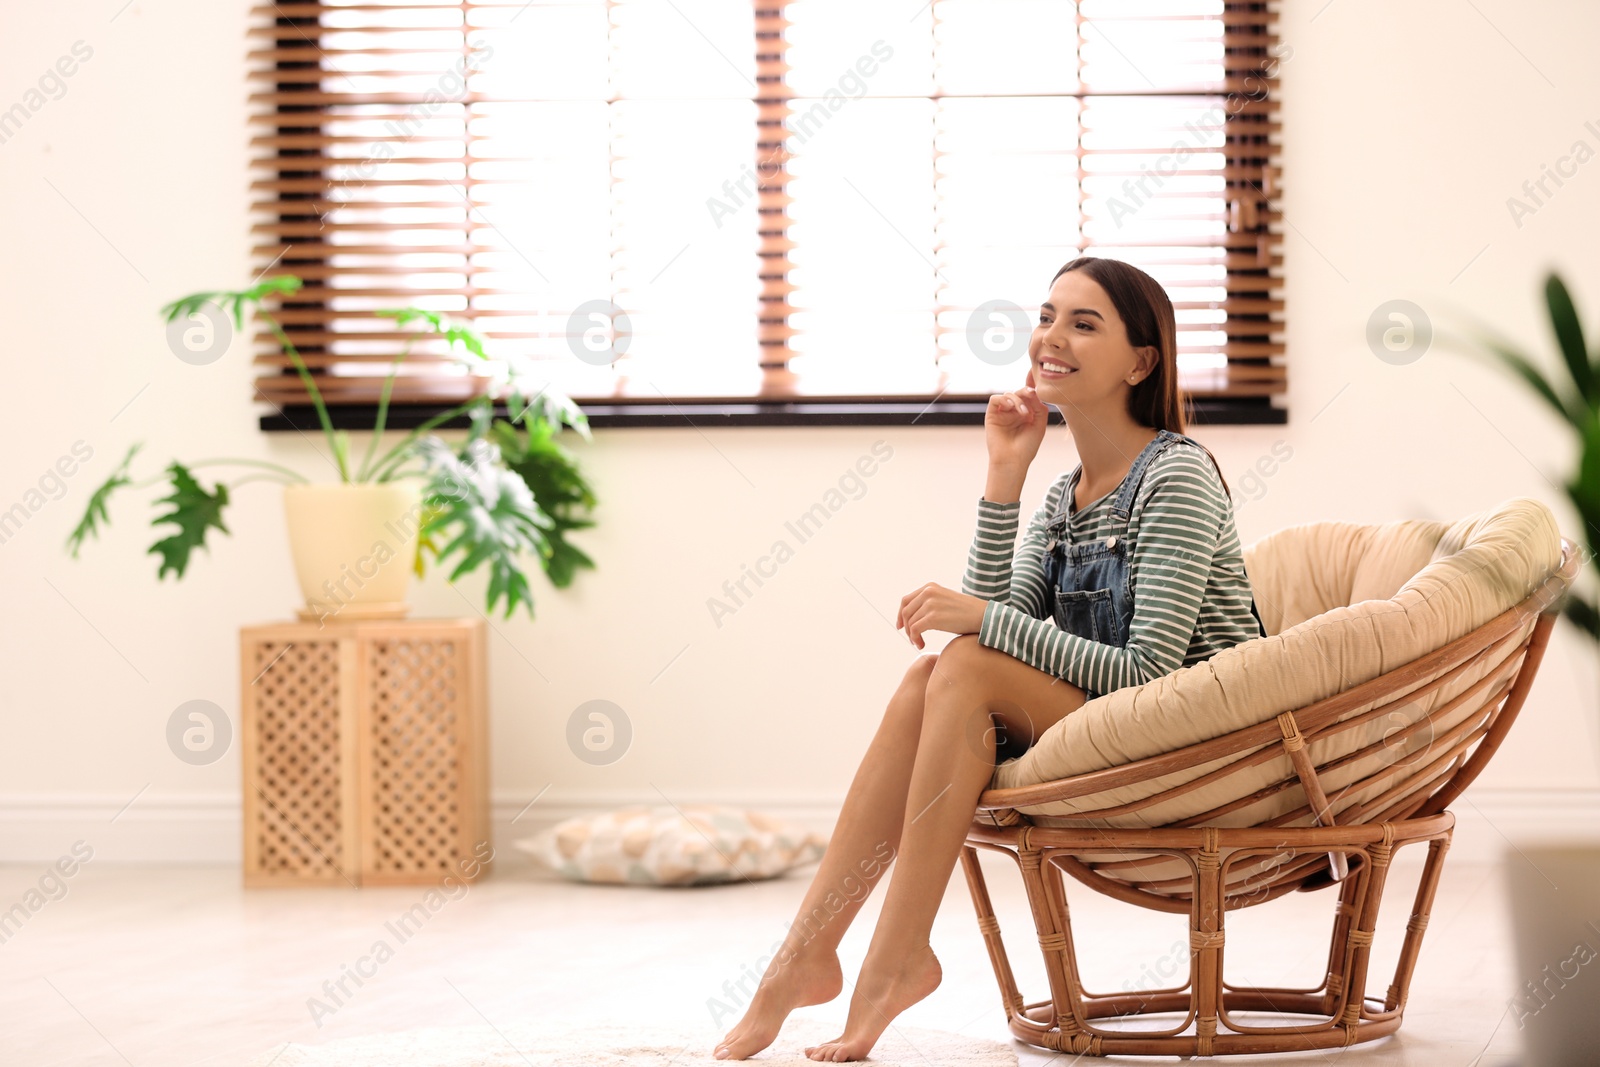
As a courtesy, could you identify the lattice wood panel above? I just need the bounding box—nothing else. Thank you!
[362,635,475,882]
[241,635,354,885]
[239,619,489,887]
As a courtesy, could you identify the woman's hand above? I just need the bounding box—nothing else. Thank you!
[984,368,1051,474]
[895,583,990,649]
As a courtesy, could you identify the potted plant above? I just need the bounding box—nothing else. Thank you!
[1445,270,1600,1066]
[65,276,599,623]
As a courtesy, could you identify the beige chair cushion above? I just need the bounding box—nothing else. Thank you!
[989,496,1564,836]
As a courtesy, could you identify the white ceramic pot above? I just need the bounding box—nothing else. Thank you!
[283,482,425,623]
[1504,843,1600,1066]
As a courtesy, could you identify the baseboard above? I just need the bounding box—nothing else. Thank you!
[0,788,848,867]
[2,787,1596,867]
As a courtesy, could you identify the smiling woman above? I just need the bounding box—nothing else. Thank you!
[965,256,1267,699]
[713,256,1270,1065]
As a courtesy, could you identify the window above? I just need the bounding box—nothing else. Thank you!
[250,0,1284,428]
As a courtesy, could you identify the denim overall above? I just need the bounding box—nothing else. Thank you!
[1040,429,1266,695]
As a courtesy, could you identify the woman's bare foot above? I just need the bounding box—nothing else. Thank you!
[803,944,942,1062]
[713,946,844,1060]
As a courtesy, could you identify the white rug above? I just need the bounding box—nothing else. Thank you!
[244,1013,1019,1066]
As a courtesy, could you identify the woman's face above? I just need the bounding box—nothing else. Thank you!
[1028,270,1153,406]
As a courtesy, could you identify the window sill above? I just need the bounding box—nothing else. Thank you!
[259,397,1284,431]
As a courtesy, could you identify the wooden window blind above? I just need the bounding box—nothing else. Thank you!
[249,1,1284,424]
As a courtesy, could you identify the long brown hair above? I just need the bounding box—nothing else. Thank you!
[1051,256,1232,498]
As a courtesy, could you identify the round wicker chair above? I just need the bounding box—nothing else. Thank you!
[960,497,1580,1057]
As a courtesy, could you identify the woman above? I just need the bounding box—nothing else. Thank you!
[713,256,1265,1062]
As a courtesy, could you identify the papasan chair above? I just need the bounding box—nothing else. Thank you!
[960,495,1579,1057]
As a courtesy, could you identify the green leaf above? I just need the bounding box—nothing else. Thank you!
[541,536,597,588]
[1569,410,1600,583]
[148,462,232,580]
[467,394,495,444]
[65,442,142,558]
[411,499,447,578]
[1467,331,1589,431]
[444,324,488,361]
[1445,276,1600,653]
[331,429,352,483]
[414,435,552,619]
[507,383,592,441]
[240,274,303,304]
[1545,273,1594,404]
[377,307,445,332]
[161,276,303,331]
[489,418,599,589]
[1564,593,1600,644]
[376,308,489,363]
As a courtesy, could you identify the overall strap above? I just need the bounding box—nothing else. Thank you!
[1107,428,1188,532]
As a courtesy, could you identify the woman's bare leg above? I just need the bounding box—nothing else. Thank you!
[804,635,1089,1062]
[714,655,939,1060]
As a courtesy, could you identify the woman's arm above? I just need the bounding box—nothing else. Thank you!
[959,475,1067,622]
[975,446,1227,695]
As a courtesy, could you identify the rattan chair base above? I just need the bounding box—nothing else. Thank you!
[960,814,1454,1058]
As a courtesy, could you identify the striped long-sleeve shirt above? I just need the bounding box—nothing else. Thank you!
[962,440,1261,697]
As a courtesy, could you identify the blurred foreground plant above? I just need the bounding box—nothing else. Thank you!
[1446,271,1600,642]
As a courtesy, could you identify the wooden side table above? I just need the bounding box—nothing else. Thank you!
[239,617,491,887]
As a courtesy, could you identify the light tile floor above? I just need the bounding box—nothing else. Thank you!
[0,849,1524,1066]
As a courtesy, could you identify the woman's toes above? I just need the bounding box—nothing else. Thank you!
[803,1039,836,1061]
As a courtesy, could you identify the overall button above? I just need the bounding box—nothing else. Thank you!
[1106,536,1118,549]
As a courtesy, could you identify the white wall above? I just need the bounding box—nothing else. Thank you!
[2,0,1597,865]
